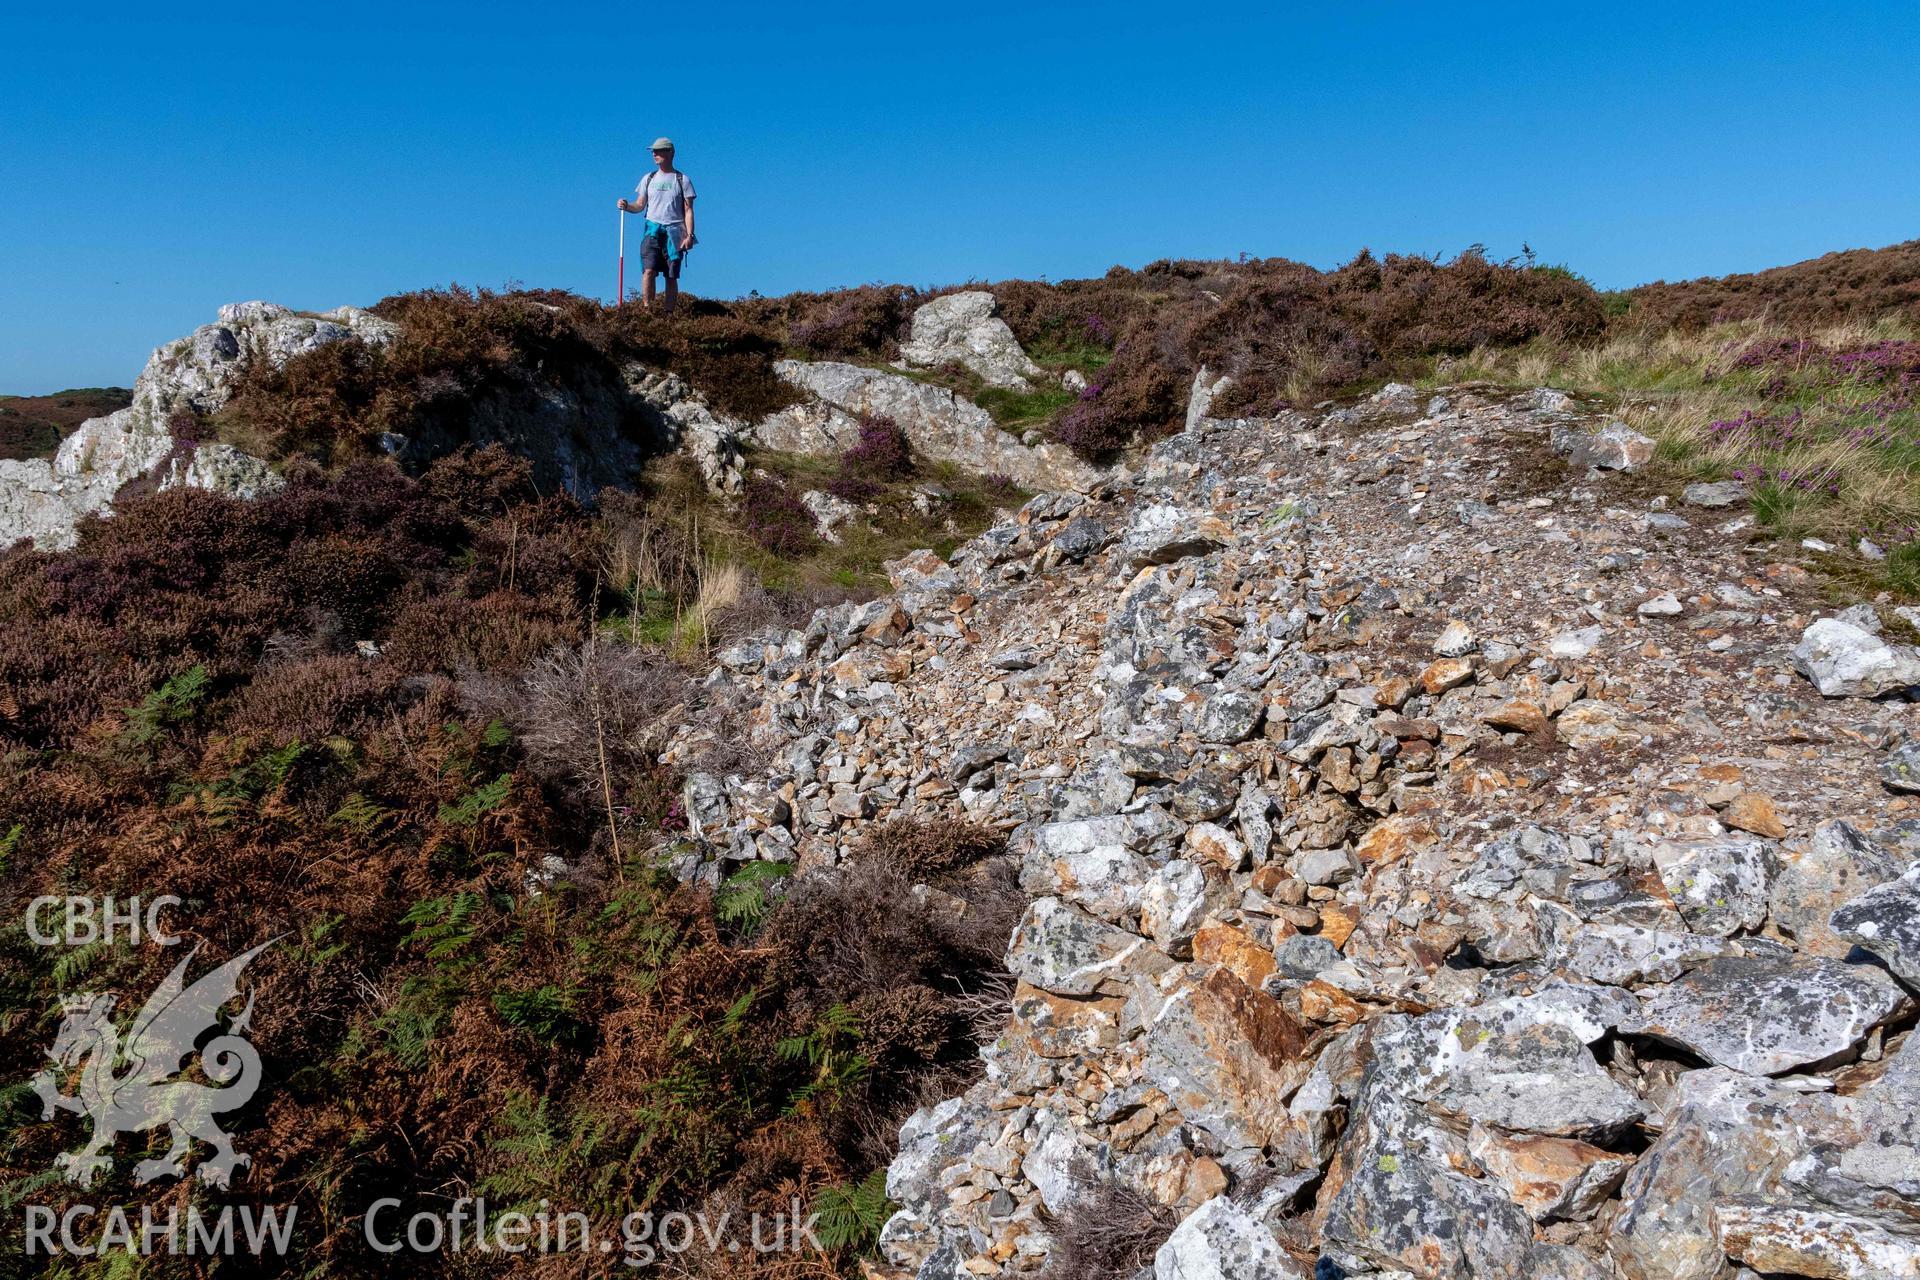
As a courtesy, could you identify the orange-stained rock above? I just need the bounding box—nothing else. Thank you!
[1420,656,1475,695]
[1484,700,1549,735]
[1722,791,1787,839]
[1008,981,1126,1059]
[1469,1128,1633,1222]
[1141,966,1312,1149]
[1300,980,1366,1027]
[1193,921,1277,987]
[1355,814,1437,866]
[1318,903,1359,948]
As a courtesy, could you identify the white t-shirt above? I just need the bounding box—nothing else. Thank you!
[639,170,695,226]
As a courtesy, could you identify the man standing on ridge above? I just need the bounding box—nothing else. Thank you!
[617,138,697,313]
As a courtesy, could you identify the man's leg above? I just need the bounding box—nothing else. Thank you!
[663,275,679,315]
[641,269,658,311]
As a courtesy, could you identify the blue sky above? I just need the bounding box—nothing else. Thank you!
[3,2,1916,392]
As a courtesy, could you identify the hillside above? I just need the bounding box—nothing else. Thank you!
[0,388,129,462]
[1,244,1918,1279]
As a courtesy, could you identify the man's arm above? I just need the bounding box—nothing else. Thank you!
[680,196,695,248]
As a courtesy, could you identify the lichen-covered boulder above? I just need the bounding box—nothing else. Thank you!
[896,291,1044,390]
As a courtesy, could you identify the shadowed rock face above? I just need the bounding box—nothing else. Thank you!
[664,380,1920,1279]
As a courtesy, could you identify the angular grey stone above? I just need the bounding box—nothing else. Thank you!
[1610,1069,1827,1280]
[886,1096,995,1213]
[1880,738,1920,793]
[1651,834,1775,936]
[1152,1195,1304,1279]
[1048,515,1111,562]
[1293,845,1356,887]
[949,741,1010,785]
[1194,690,1262,743]
[1543,912,1735,986]
[1830,864,1920,987]
[1323,1108,1535,1280]
[681,771,729,840]
[1552,420,1657,471]
[1138,859,1215,956]
[1273,934,1340,980]
[1770,820,1912,955]
[988,646,1040,671]
[1713,1200,1920,1280]
[1122,503,1232,569]
[1683,480,1745,508]
[799,488,860,543]
[1020,841,1147,924]
[1630,955,1910,1075]
[1115,743,1190,781]
[1171,769,1237,822]
[1033,814,1146,857]
[1420,1017,1644,1140]
[1021,1122,1105,1213]
[1007,897,1153,995]
[1185,365,1234,430]
[1793,617,1920,698]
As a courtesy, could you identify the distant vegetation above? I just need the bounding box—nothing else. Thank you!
[0,387,129,461]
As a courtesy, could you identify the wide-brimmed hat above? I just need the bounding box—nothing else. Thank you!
[650,137,675,152]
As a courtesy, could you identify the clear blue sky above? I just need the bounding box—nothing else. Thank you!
[4,1,1916,392]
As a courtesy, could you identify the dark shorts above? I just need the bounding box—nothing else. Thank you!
[639,225,685,279]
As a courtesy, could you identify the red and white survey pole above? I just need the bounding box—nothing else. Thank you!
[616,207,626,306]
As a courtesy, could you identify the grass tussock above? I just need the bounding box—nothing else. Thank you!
[1440,313,1920,570]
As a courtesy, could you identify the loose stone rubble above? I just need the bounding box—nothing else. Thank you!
[665,384,1920,1277]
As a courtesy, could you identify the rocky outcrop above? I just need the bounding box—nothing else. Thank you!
[620,366,745,495]
[897,290,1045,390]
[751,360,1102,493]
[666,384,1920,1278]
[0,302,394,549]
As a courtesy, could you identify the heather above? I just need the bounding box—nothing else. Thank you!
[0,449,1014,1276]
[1618,239,1920,332]
[984,250,1607,455]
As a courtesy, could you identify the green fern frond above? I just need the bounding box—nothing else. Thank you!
[714,860,791,933]
[329,792,395,834]
[812,1168,894,1252]
[440,773,512,827]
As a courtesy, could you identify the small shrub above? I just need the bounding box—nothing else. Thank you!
[840,415,913,479]
[856,816,1003,879]
[740,475,820,557]
[1042,1179,1179,1280]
